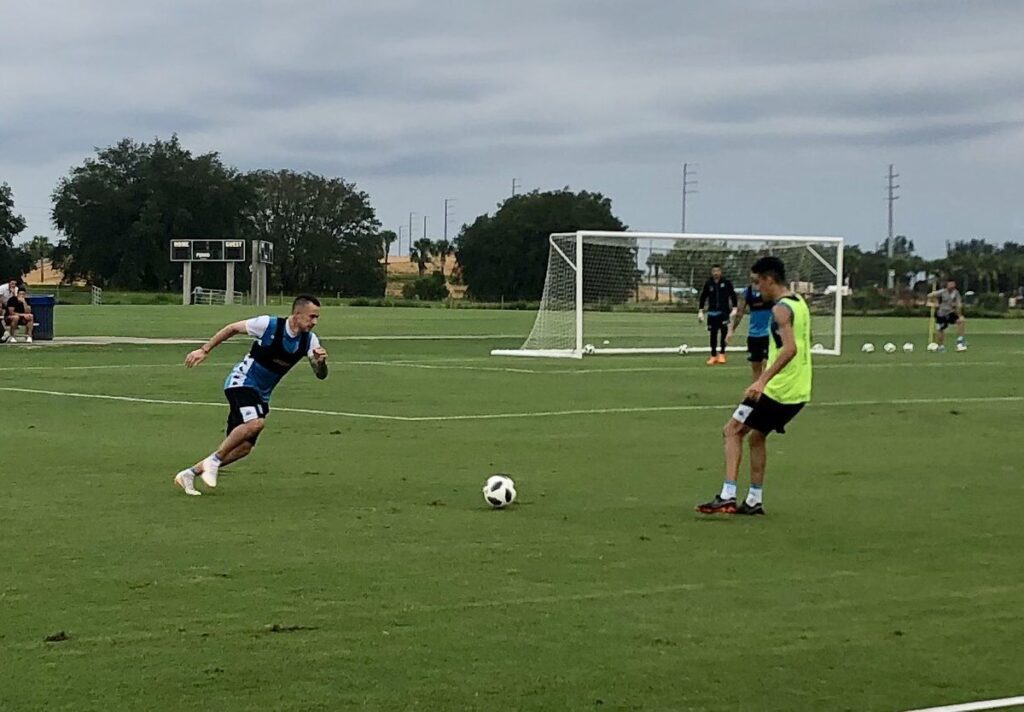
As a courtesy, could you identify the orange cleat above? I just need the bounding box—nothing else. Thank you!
[716,354,727,364]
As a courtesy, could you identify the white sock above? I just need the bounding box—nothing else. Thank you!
[720,480,737,500]
[207,453,222,464]
[746,485,763,506]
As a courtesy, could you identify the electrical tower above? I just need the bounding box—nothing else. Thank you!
[886,164,900,289]
[681,163,698,232]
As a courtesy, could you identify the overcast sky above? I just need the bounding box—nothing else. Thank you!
[2,0,1023,257]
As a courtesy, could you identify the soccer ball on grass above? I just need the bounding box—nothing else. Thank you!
[902,342,914,353]
[483,475,517,509]
[883,342,897,353]
[861,343,875,353]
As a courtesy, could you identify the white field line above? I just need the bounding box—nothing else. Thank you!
[0,359,1015,376]
[2,387,1021,422]
[903,697,1024,712]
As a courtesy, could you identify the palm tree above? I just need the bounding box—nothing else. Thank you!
[27,235,54,282]
[432,239,453,276]
[410,238,434,276]
[646,253,665,301]
[380,230,397,272]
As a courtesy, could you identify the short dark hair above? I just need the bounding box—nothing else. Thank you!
[751,256,786,283]
[292,294,321,311]
[711,264,722,270]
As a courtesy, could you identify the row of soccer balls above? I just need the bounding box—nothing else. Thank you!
[582,343,949,356]
[861,342,956,353]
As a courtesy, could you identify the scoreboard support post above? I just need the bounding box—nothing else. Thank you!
[182,262,192,305]
[225,264,235,305]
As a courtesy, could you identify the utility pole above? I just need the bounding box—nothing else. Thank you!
[443,198,456,242]
[397,225,404,256]
[681,163,698,232]
[886,164,900,289]
[408,212,415,255]
[422,215,428,240]
[511,178,521,197]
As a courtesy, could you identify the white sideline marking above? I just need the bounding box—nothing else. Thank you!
[2,387,1021,422]
[1,359,1012,376]
[904,696,1024,712]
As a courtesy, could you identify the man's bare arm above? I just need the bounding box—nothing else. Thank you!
[185,320,249,367]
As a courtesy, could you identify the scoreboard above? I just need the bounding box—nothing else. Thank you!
[170,240,245,262]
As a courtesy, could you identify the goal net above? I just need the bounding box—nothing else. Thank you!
[492,231,844,358]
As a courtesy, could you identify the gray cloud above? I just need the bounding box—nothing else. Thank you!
[2,0,1023,254]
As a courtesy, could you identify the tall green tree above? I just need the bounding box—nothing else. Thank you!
[0,183,32,280]
[456,189,627,302]
[244,170,384,296]
[51,136,252,289]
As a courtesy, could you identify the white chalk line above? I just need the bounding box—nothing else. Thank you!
[0,359,1016,377]
[904,696,1024,712]
[2,386,1021,422]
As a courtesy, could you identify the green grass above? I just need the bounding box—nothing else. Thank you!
[2,307,1023,711]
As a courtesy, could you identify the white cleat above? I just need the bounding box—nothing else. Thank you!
[174,469,202,496]
[200,457,220,488]
[25,336,32,343]
[8,336,16,343]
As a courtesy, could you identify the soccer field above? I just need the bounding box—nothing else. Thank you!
[2,306,1022,711]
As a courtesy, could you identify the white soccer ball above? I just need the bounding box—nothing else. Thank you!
[812,343,824,352]
[883,342,897,353]
[678,344,689,355]
[902,342,914,353]
[482,475,516,509]
[927,342,940,352]
[861,343,875,353]
[583,343,595,355]
[602,339,610,345]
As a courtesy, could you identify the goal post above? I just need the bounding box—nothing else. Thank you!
[491,231,845,359]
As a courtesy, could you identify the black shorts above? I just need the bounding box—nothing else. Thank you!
[225,387,269,444]
[732,395,804,435]
[707,312,728,332]
[747,335,769,363]
[935,313,960,330]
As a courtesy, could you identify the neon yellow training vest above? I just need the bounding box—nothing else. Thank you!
[764,294,812,404]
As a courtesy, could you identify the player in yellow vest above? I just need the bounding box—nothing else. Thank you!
[696,256,812,515]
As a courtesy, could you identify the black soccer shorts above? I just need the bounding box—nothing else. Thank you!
[225,387,270,444]
[746,335,770,363]
[732,395,804,435]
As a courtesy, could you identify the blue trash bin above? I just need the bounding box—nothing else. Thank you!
[25,295,55,340]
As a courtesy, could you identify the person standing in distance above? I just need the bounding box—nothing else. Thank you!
[726,274,774,380]
[696,256,812,516]
[174,295,329,496]
[927,279,967,352]
[698,265,737,365]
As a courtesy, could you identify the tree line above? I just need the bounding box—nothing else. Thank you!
[2,135,1023,303]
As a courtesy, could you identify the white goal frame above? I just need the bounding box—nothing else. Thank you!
[491,231,845,359]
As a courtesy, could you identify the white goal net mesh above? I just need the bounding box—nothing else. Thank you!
[503,232,842,357]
